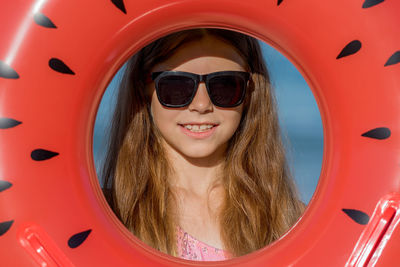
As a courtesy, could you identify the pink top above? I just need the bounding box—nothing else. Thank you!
[176,227,232,261]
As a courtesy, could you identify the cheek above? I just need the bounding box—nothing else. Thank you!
[230,114,242,133]
[150,93,177,131]
[231,106,244,129]
[222,108,243,137]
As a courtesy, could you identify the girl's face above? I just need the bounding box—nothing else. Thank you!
[149,36,246,160]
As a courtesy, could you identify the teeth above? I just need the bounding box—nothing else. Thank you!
[183,124,214,132]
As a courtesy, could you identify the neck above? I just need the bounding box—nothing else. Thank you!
[164,142,225,196]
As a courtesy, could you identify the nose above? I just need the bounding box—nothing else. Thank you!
[188,82,213,113]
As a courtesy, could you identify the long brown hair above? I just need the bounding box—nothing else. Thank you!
[101,28,304,257]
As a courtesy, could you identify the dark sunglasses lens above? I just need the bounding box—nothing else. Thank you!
[157,75,195,106]
[208,75,245,107]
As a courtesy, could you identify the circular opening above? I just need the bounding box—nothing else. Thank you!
[92,28,323,260]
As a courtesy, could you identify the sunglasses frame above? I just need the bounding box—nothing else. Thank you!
[151,70,250,108]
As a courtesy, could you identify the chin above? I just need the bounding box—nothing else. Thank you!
[164,139,226,161]
[180,149,216,159]
[178,143,226,161]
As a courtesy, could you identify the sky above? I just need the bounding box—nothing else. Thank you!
[260,42,323,204]
[93,41,324,204]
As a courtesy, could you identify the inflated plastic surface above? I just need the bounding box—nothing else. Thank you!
[1,0,399,266]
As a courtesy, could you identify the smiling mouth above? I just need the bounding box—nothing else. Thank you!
[179,123,218,132]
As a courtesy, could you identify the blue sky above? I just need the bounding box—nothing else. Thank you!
[261,43,323,203]
[93,41,324,204]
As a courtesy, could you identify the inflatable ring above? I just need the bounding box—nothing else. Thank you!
[1,0,400,266]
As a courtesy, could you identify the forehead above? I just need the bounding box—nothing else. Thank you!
[152,35,247,73]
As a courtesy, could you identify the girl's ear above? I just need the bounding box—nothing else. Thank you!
[242,73,255,108]
[247,73,255,94]
[145,92,154,121]
[144,80,155,102]
[148,104,154,119]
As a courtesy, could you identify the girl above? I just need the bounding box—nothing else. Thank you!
[101,28,304,261]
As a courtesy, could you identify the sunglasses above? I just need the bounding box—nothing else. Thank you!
[151,71,250,108]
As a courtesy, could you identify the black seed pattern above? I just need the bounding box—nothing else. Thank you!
[49,58,75,75]
[342,209,370,225]
[0,220,14,236]
[111,0,127,14]
[0,181,12,192]
[362,0,385,8]
[277,0,283,5]
[0,60,19,79]
[31,149,59,161]
[0,118,22,129]
[68,229,92,248]
[384,51,400,67]
[33,13,57,28]
[337,40,362,59]
[362,127,391,140]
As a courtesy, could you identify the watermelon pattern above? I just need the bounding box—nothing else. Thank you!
[0,0,399,266]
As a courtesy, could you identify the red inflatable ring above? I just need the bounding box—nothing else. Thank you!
[1,0,400,266]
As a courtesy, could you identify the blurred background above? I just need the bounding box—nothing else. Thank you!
[93,41,324,204]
